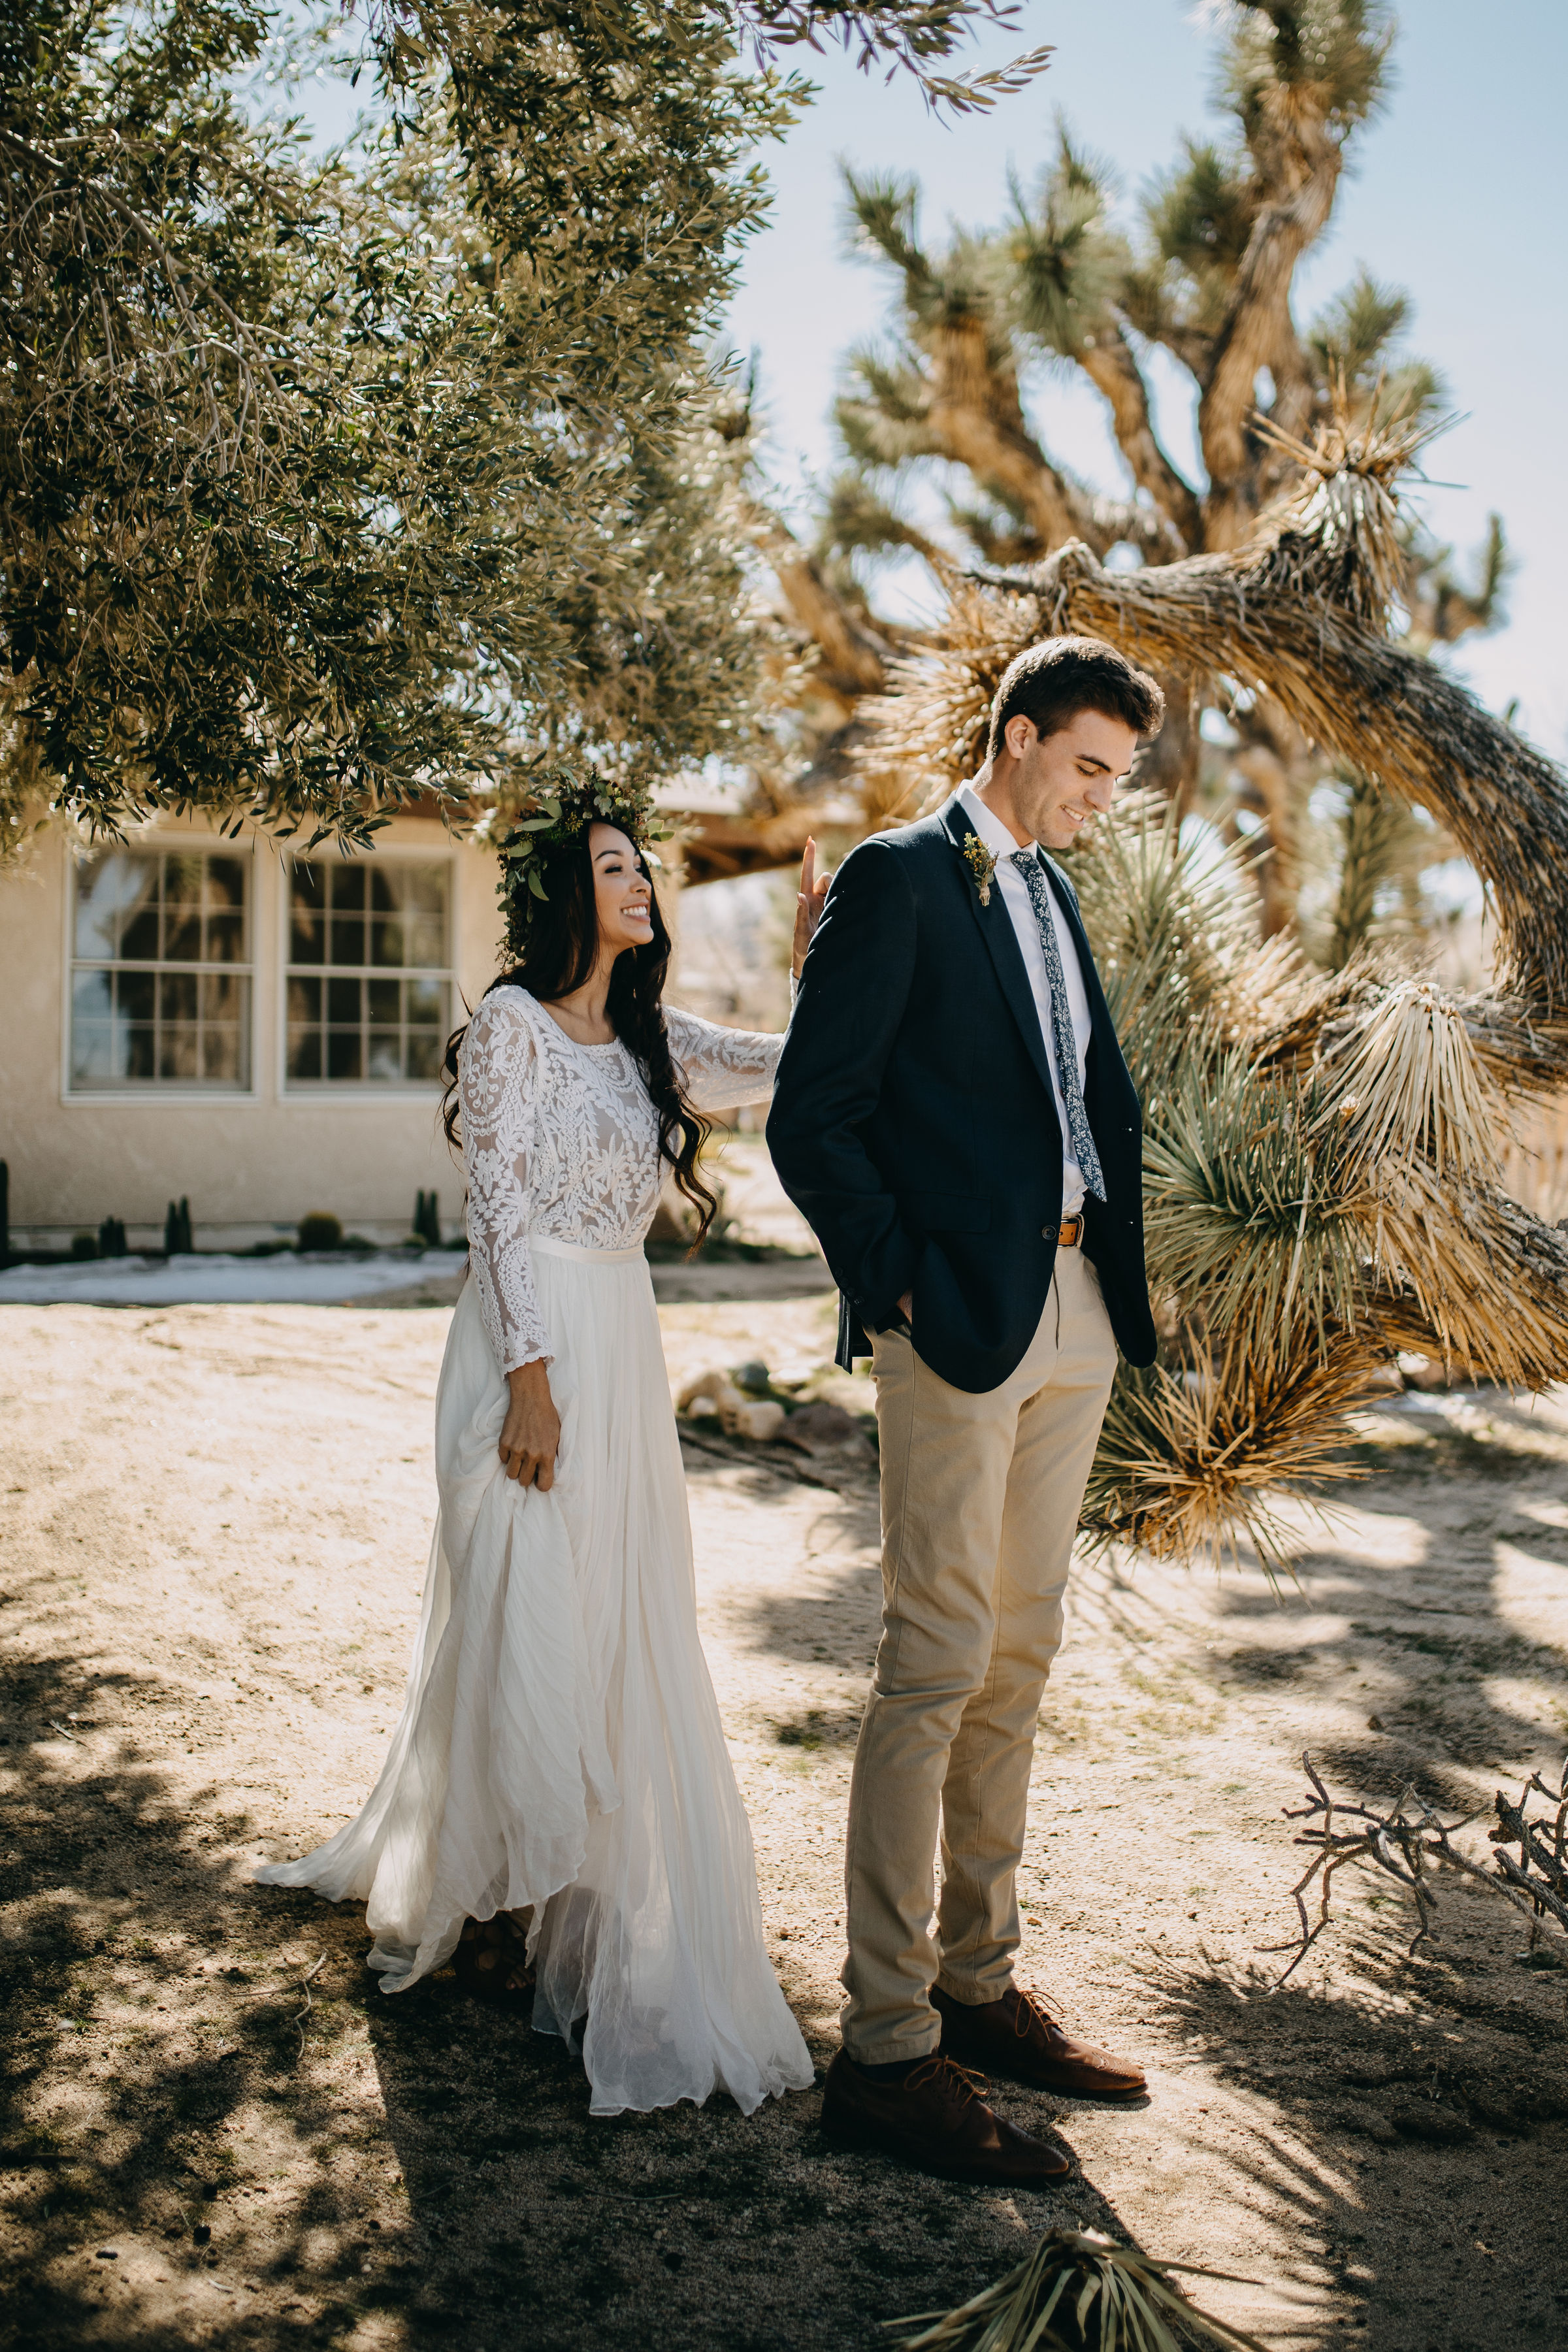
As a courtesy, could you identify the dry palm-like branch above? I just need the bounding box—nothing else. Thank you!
[1143,1064,1369,1375]
[1257,975,1568,1384]
[887,2226,1274,2352]
[1082,1335,1377,1574]
[1270,1754,1568,1984]
[1318,978,1502,1186]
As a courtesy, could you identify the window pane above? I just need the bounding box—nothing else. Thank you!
[403,864,448,914]
[200,972,244,1022]
[369,916,404,968]
[72,968,114,1026]
[75,851,155,960]
[202,1026,242,1083]
[406,1030,442,1082]
[206,858,247,915]
[71,1026,117,1085]
[327,976,361,1027]
[120,900,162,962]
[124,1026,155,1079]
[404,914,446,969]
[159,1028,199,1081]
[289,911,324,964]
[287,1026,322,1081]
[163,907,203,963]
[333,866,368,912]
[71,972,118,1085]
[287,975,322,1025]
[367,979,400,1029]
[290,864,327,913]
[159,972,198,1025]
[370,868,402,914]
[329,913,365,966]
[164,854,205,909]
[368,1036,403,1081]
[327,1030,363,1081]
[120,970,156,1024]
[206,909,246,965]
[406,977,446,1027]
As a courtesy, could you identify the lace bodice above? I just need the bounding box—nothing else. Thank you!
[459,988,785,1373]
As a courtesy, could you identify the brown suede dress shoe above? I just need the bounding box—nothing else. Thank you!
[932,1984,1147,2101]
[821,2049,1071,2185]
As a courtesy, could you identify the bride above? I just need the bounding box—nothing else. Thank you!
[258,771,821,2117]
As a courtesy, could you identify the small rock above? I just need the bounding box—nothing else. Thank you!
[1397,1352,1448,1393]
[1367,1714,1386,1731]
[95,2249,118,2262]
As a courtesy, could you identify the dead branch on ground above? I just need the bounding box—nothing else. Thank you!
[1268,1751,1568,1983]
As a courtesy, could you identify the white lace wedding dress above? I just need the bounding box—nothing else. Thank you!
[257,987,814,2117]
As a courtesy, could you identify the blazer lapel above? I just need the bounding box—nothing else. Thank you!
[940,798,1060,1120]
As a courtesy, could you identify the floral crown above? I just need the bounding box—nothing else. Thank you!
[493,762,672,924]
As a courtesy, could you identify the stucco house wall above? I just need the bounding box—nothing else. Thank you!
[0,813,508,1250]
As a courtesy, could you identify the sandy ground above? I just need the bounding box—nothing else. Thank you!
[3,1271,1567,2352]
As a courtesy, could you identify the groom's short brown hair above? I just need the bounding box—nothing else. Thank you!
[985,634,1164,762]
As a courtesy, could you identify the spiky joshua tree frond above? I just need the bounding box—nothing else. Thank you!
[887,2226,1275,2352]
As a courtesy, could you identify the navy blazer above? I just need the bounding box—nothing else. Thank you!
[766,794,1156,1394]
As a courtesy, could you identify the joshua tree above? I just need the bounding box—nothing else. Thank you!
[759,0,1507,943]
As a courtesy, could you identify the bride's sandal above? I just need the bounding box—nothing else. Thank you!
[453,1916,535,2010]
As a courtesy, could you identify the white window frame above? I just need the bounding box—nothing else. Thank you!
[61,840,259,1104]
[277,845,457,1100]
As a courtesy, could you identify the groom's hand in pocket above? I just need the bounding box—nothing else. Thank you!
[500,1359,561,1489]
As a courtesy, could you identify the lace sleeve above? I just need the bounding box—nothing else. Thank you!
[662,1005,785,1111]
[459,991,553,1374]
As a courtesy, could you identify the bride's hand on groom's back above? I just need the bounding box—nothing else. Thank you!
[500,1359,560,1490]
[792,838,830,981]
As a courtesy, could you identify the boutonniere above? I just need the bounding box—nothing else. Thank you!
[961,832,999,907]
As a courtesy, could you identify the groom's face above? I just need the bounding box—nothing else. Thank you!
[1004,708,1140,851]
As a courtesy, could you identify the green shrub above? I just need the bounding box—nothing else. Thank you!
[297,1213,344,1253]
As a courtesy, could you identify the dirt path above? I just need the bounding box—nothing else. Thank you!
[3,1294,1566,2351]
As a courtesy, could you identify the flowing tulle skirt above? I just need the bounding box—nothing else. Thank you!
[257,1236,813,2117]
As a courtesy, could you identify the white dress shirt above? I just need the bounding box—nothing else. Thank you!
[958,781,1093,1217]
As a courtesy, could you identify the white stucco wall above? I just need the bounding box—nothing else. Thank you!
[0,813,508,1247]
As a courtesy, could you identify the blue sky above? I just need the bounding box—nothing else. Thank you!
[725,1,1568,755]
[276,2,1568,753]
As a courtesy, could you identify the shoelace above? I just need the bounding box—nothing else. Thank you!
[1014,1986,1066,2043]
[904,2052,991,2104]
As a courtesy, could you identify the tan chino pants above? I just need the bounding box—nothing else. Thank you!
[840,1247,1119,2061]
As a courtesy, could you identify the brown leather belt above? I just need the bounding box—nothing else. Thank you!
[1052,1215,1083,1247]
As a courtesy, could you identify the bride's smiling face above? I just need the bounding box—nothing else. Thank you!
[590,823,655,956]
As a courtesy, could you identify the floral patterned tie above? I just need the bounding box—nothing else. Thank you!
[1011,850,1105,1203]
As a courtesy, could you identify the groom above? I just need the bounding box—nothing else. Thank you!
[768,634,1164,2186]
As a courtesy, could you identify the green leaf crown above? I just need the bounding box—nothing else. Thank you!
[494,762,674,921]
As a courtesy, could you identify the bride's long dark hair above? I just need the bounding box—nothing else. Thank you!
[441,824,719,1242]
